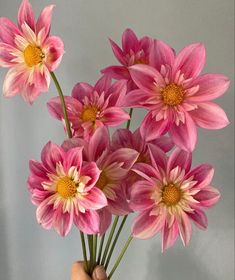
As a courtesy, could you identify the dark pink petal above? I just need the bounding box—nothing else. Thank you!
[140,112,170,141]
[167,148,192,173]
[132,210,165,239]
[169,113,197,152]
[162,220,179,251]
[44,36,64,72]
[102,107,130,126]
[188,209,208,230]
[129,64,165,94]
[174,43,206,79]
[178,211,192,246]
[28,175,44,192]
[187,74,230,102]
[64,147,83,172]
[189,102,229,129]
[122,28,139,53]
[149,39,175,71]
[53,207,74,236]
[80,162,101,191]
[31,189,51,205]
[79,187,107,210]
[74,210,100,234]
[106,79,127,107]
[98,208,112,235]
[132,163,160,182]
[109,38,126,65]
[130,180,155,211]
[108,188,131,215]
[41,141,65,173]
[101,65,130,80]
[18,0,35,31]
[140,36,152,55]
[150,135,174,153]
[148,143,167,170]
[36,5,54,38]
[29,160,47,179]
[187,164,214,188]
[112,128,133,149]
[36,196,55,230]
[0,17,21,46]
[194,186,220,208]
[72,82,93,101]
[94,75,112,94]
[123,89,152,108]
[62,138,85,152]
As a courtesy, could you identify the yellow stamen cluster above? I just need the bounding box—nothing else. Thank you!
[161,83,184,106]
[56,176,77,199]
[81,106,98,122]
[162,183,181,206]
[24,45,45,67]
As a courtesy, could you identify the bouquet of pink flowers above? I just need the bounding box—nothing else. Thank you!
[0,0,230,279]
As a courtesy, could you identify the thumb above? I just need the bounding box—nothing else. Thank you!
[92,266,107,280]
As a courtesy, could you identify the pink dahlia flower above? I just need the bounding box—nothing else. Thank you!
[125,40,230,151]
[0,0,64,103]
[47,75,130,140]
[28,141,107,236]
[62,127,139,234]
[130,147,220,251]
[102,28,152,90]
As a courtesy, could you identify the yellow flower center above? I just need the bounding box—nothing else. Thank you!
[162,183,181,206]
[161,83,184,106]
[96,171,109,190]
[81,106,98,122]
[56,176,77,199]
[24,45,44,67]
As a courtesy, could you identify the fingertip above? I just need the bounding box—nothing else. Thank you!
[92,266,107,280]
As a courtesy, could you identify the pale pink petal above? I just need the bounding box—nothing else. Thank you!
[132,210,165,239]
[72,82,93,102]
[101,65,130,80]
[31,189,51,205]
[32,67,50,92]
[109,38,126,65]
[188,209,208,230]
[53,207,74,236]
[167,148,192,173]
[36,196,55,230]
[80,162,101,191]
[189,102,229,129]
[74,210,100,234]
[162,220,179,251]
[64,147,83,172]
[149,39,175,71]
[94,75,112,94]
[0,43,18,67]
[187,74,230,102]
[187,164,214,188]
[122,28,139,53]
[178,211,192,246]
[194,186,220,208]
[0,17,21,46]
[79,187,107,210]
[102,107,130,126]
[98,208,112,235]
[108,192,131,215]
[174,43,206,78]
[36,5,54,38]
[18,0,35,31]
[169,113,197,152]
[44,36,64,71]
[132,163,160,182]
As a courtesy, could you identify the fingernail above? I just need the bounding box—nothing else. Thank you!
[94,266,106,280]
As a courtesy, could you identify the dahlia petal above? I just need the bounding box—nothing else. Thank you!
[189,102,229,129]
[187,164,214,188]
[132,210,165,239]
[0,43,18,67]
[72,82,93,101]
[129,64,165,94]
[0,17,21,46]
[79,187,107,210]
[150,39,175,71]
[188,74,230,102]
[32,67,50,92]
[102,107,130,126]
[148,143,167,170]
[64,147,83,172]
[140,36,152,54]
[36,196,55,230]
[36,5,54,39]
[74,210,100,234]
[44,36,64,71]
[108,192,131,215]
[123,89,152,108]
[109,38,126,65]
[162,220,179,251]
[151,135,174,153]
[169,113,197,152]
[62,138,85,152]
[94,75,112,94]
[194,186,220,208]
[29,160,48,179]
[101,65,130,80]
[167,148,192,173]
[188,209,208,230]
[112,128,133,149]
[106,79,127,106]
[140,112,170,141]
[178,211,192,246]
[122,28,139,53]
[31,189,51,205]
[53,208,74,236]
[98,208,112,235]
[80,162,101,191]
[174,43,206,78]
[18,0,35,31]
[3,67,27,97]
[129,180,155,211]
[132,163,160,182]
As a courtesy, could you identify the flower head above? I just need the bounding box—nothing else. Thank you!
[102,28,152,90]
[0,0,64,103]
[47,75,130,140]
[28,141,107,236]
[125,40,230,151]
[130,147,220,251]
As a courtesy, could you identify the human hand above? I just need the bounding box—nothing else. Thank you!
[71,262,108,280]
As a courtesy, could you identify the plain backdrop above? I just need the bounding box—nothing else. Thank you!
[0,0,234,280]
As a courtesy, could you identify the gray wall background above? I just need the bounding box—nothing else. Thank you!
[0,0,234,279]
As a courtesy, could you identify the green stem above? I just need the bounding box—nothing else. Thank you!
[104,215,128,270]
[126,108,133,129]
[97,234,105,264]
[108,236,133,279]
[80,232,88,272]
[50,72,73,138]
[101,216,119,265]
[87,235,94,274]
[93,235,98,270]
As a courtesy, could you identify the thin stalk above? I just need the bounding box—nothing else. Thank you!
[126,108,133,129]
[104,215,128,270]
[108,236,133,279]
[80,232,88,271]
[87,235,94,274]
[50,72,72,138]
[101,216,119,265]
[92,235,98,271]
[97,234,106,264]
